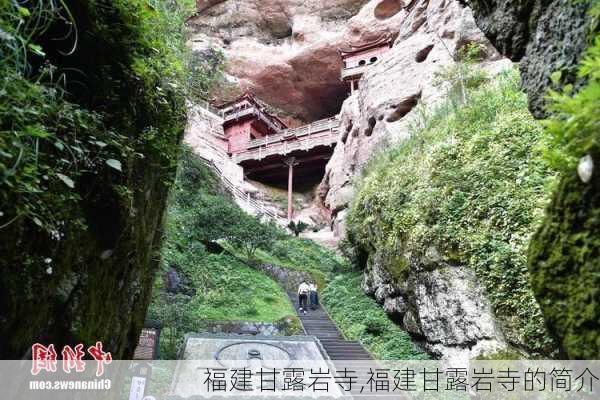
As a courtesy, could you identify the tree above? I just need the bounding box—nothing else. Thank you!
[230,216,278,261]
[288,220,308,237]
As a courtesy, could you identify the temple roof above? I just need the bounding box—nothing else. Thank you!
[214,91,260,109]
[215,91,288,129]
[338,32,396,56]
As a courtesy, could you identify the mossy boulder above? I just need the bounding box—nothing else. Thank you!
[467,0,593,117]
[346,70,557,357]
[0,1,189,358]
[528,162,600,359]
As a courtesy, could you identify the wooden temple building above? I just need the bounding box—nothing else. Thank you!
[203,37,393,220]
[217,93,288,154]
[339,32,395,93]
[209,92,339,220]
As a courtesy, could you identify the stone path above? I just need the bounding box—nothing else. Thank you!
[288,293,372,361]
[289,293,395,399]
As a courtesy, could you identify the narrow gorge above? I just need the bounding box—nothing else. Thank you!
[1,0,598,374]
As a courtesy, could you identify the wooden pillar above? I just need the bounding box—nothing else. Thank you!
[284,157,298,221]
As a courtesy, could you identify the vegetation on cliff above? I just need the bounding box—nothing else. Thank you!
[322,273,428,360]
[527,12,600,358]
[0,0,195,357]
[148,147,424,359]
[346,69,556,356]
[146,148,295,358]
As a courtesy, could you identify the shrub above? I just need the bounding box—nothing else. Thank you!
[0,0,195,358]
[322,273,427,360]
[288,220,309,236]
[147,150,294,357]
[346,69,556,356]
[363,314,388,336]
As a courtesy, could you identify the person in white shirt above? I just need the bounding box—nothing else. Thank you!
[297,281,310,314]
[309,283,318,310]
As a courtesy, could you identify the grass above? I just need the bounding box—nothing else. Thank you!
[184,254,294,322]
[222,234,345,291]
[226,235,428,360]
[322,272,428,360]
[146,148,298,358]
[148,147,427,360]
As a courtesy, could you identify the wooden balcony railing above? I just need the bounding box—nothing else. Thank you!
[232,130,339,163]
[246,117,340,149]
[340,64,370,80]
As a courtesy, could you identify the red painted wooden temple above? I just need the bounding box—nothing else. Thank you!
[209,92,339,219]
[206,37,393,219]
[217,92,289,154]
[339,32,395,93]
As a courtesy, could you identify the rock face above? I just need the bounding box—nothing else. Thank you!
[193,0,516,362]
[362,253,507,362]
[188,0,420,121]
[528,170,600,359]
[320,0,510,236]
[0,1,186,359]
[256,264,313,293]
[468,0,599,358]
[200,319,301,336]
[467,0,593,117]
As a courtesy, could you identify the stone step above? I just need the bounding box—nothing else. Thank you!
[322,345,369,351]
[288,292,374,363]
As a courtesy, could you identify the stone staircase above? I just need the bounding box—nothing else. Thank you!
[288,294,398,399]
[288,293,372,361]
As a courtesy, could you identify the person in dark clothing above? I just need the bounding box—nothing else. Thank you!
[309,282,318,310]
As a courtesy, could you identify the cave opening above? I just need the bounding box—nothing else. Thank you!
[386,92,422,122]
[374,0,405,20]
[415,44,434,63]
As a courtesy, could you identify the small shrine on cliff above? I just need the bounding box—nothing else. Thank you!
[339,32,395,93]
[216,92,288,154]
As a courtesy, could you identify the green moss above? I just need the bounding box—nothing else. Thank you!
[385,253,410,282]
[528,169,600,359]
[276,315,303,336]
[322,273,428,360]
[527,23,600,359]
[0,0,194,358]
[475,349,524,360]
[346,69,557,356]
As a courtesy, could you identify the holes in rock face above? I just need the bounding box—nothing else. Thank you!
[364,116,377,137]
[415,44,434,63]
[370,56,378,63]
[341,121,353,143]
[374,0,405,20]
[293,31,305,42]
[386,92,421,123]
[441,30,455,39]
[359,60,367,66]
